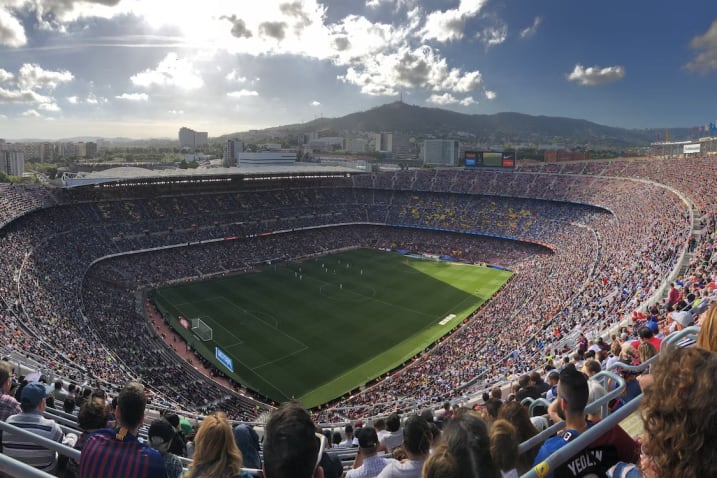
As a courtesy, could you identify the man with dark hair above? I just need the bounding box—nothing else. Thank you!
[263,400,323,478]
[377,415,431,478]
[378,413,402,453]
[347,427,396,478]
[339,423,355,447]
[78,382,166,478]
[516,374,540,402]
[533,365,639,478]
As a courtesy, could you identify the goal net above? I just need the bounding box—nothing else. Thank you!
[191,318,213,341]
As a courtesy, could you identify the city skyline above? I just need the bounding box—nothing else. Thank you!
[1,0,717,140]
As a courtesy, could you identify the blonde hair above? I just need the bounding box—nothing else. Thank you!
[186,412,243,478]
[696,302,717,353]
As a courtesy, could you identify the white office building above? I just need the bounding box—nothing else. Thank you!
[1,150,25,176]
[178,127,209,149]
[422,139,460,166]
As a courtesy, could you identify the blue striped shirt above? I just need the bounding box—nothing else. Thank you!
[2,411,64,472]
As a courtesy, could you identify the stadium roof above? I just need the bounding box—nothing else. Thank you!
[62,163,363,188]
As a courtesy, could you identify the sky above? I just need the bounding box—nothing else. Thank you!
[1,0,717,140]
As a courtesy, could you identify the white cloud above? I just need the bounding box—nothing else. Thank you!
[227,89,259,98]
[459,96,476,106]
[0,86,52,104]
[17,64,74,90]
[168,109,184,115]
[0,68,14,82]
[567,64,625,86]
[22,109,42,118]
[311,100,320,106]
[338,44,482,97]
[225,70,247,83]
[131,52,204,90]
[115,92,149,101]
[67,95,79,104]
[0,6,27,47]
[38,102,61,112]
[427,92,475,106]
[685,18,717,73]
[421,0,488,43]
[477,24,508,47]
[85,93,107,104]
[520,16,542,38]
[484,89,496,100]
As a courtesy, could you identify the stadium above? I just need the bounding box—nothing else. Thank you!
[0,156,714,476]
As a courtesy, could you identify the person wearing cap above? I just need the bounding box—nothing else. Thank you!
[78,382,166,478]
[2,382,72,473]
[346,427,396,478]
[149,418,184,478]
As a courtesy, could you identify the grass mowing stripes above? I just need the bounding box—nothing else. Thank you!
[153,248,512,408]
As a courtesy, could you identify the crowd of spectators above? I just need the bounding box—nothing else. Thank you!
[0,157,711,425]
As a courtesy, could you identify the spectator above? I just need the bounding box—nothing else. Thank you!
[497,401,538,475]
[377,415,431,478]
[377,413,402,453]
[696,302,717,352]
[233,424,262,470]
[3,382,75,474]
[423,410,499,478]
[339,424,355,447]
[346,427,396,478]
[490,419,519,478]
[78,382,166,478]
[534,365,639,478]
[164,412,187,457]
[65,400,111,478]
[263,401,323,478]
[0,361,21,444]
[148,418,186,478]
[639,347,717,478]
[185,412,249,478]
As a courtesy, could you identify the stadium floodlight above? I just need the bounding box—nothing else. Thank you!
[191,318,213,341]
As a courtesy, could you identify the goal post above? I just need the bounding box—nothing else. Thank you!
[191,318,213,341]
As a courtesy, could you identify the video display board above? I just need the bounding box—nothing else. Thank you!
[463,151,516,169]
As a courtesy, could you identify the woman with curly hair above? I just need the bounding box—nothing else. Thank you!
[185,412,251,478]
[639,346,717,478]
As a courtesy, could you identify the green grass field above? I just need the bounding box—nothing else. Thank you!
[153,248,512,408]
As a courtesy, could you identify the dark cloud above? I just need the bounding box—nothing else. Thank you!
[395,51,430,88]
[279,1,312,28]
[333,36,350,51]
[259,21,287,41]
[221,15,252,39]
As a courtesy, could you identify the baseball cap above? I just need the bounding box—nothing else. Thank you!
[672,310,694,327]
[21,382,50,408]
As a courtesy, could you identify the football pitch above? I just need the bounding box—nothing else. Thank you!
[153,248,512,408]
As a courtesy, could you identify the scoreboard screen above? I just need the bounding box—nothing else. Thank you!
[464,151,478,167]
[464,151,516,169]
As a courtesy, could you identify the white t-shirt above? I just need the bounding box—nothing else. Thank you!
[376,459,425,478]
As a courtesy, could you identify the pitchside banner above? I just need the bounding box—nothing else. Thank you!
[683,144,700,154]
[215,347,234,372]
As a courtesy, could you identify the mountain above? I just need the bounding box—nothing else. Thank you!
[217,102,689,148]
